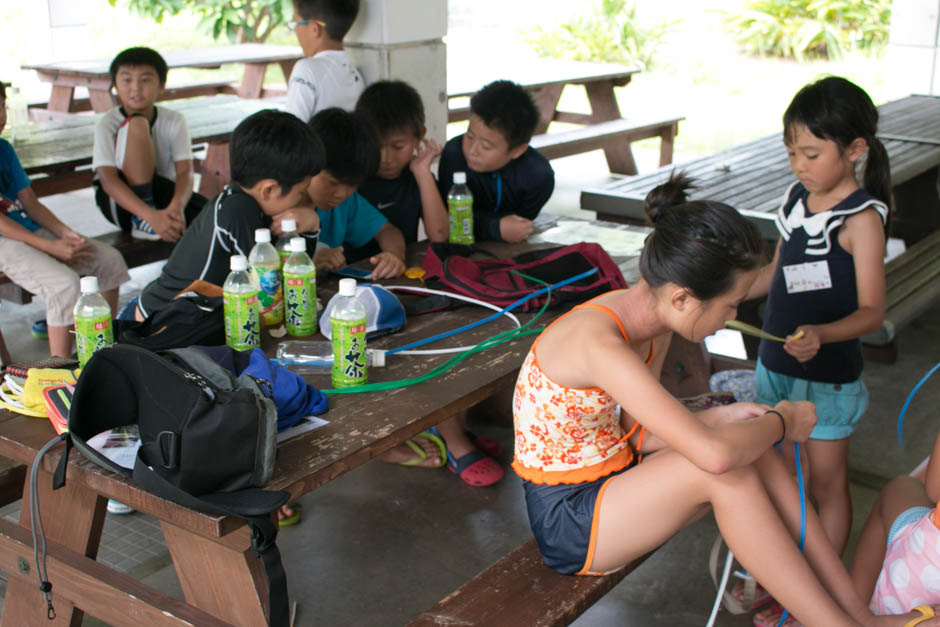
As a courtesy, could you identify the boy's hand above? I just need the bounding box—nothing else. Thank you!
[776,400,817,442]
[147,208,184,242]
[783,325,821,363]
[409,138,442,175]
[369,252,406,279]
[46,231,92,264]
[499,215,534,243]
[314,246,345,272]
[273,208,319,235]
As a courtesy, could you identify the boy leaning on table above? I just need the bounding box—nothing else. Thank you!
[92,46,205,243]
[286,0,364,123]
[437,79,555,243]
[0,82,129,358]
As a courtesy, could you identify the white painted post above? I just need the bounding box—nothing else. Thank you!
[345,0,448,143]
[886,0,940,95]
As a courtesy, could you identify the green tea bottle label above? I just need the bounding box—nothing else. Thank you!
[223,291,260,350]
[75,315,113,366]
[331,317,368,387]
[284,271,316,336]
[448,198,474,245]
[251,265,284,326]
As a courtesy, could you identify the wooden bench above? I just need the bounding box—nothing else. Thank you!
[408,538,652,627]
[532,116,683,172]
[0,231,174,305]
[861,229,940,362]
[26,79,238,121]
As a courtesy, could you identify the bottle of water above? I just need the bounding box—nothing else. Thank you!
[248,228,284,327]
[73,276,113,367]
[330,278,368,388]
[223,255,260,350]
[277,340,384,373]
[283,237,317,337]
[448,171,474,245]
[8,87,30,144]
[275,219,298,266]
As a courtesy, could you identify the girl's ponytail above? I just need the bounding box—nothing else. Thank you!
[863,135,892,214]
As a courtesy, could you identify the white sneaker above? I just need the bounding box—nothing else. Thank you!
[106,499,135,515]
[130,216,161,241]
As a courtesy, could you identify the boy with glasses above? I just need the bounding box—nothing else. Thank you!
[286,0,363,123]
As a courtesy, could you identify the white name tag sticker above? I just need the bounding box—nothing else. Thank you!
[783,260,832,293]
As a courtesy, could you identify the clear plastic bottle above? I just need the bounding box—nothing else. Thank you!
[8,87,31,144]
[448,171,474,245]
[283,237,317,337]
[248,228,284,327]
[73,276,114,367]
[223,254,260,350]
[275,219,298,266]
[330,278,368,388]
[277,340,384,373]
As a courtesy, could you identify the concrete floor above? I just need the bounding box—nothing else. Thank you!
[0,149,938,626]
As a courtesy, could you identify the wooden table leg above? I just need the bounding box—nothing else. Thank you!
[239,63,267,99]
[2,467,106,626]
[279,60,298,85]
[88,88,117,113]
[197,142,231,198]
[161,522,269,625]
[532,84,564,135]
[584,80,638,175]
[46,85,75,115]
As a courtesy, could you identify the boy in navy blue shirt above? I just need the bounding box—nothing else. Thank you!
[351,80,448,261]
[437,79,554,243]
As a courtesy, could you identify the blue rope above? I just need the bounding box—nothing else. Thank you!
[897,360,940,448]
[386,268,599,355]
[777,441,806,627]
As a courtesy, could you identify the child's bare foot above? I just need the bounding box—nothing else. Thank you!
[379,432,445,468]
[871,605,940,626]
[277,503,301,526]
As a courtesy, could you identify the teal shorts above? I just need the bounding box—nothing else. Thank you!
[754,358,868,440]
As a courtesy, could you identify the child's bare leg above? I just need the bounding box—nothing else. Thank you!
[591,449,859,627]
[120,116,155,186]
[850,476,933,603]
[48,324,72,357]
[434,411,475,458]
[805,437,852,553]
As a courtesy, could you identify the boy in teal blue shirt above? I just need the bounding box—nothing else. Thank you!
[307,107,406,279]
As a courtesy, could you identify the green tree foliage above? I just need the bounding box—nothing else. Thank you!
[108,0,293,43]
[724,0,891,61]
[523,0,677,70]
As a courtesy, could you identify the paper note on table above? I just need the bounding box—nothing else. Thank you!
[532,221,648,257]
[277,415,329,443]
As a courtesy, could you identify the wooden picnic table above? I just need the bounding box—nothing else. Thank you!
[580,94,940,240]
[0,217,654,626]
[3,95,282,199]
[447,57,681,175]
[23,44,302,118]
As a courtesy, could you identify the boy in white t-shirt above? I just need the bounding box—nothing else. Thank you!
[92,47,204,242]
[286,0,364,122]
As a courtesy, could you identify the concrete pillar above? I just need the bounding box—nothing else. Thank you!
[345,0,448,143]
[47,0,92,62]
[886,0,940,95]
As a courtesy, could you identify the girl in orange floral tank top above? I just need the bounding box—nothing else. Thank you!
[511,174,938,627]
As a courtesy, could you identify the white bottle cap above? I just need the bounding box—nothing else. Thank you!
[289,237,306,252]
[79,276,99,294]
[453,171,467,184]
[338,278,357,296]
[281,218,297,232]
[230,255,248,271]
[255,228,271,243]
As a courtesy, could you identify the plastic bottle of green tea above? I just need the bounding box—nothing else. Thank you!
[223,254,260,350]
[73,276,113,367]
[275,218,298,267]
[447,171,474,245]
[330,278,368,388]
[283,237,317,336]
[248,228,284,327]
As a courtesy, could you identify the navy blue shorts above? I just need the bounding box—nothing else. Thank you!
[523,464,633,575]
